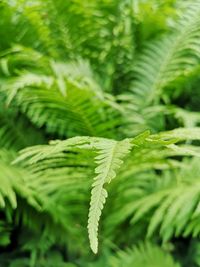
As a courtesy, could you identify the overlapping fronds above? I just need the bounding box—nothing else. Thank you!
[118,1,200,136]
[129,1,200,106]
[0,49,122,138]
[0,0,200,266]
[0,0,135,91]
[128,158,200,241]
[13,127,200,252]
[0,150,41,210]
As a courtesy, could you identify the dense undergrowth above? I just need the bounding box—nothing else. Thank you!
[0,0,200,266]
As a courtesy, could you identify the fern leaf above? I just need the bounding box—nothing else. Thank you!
[110,242,180,267]
[0,151,41,210]
[1,52,122,138]
[156,127,200,141]
[128,1,200,106]
[127,158,200,241]
[88,139,132,253]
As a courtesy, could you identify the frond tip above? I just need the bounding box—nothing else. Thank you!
[88,139,132,253]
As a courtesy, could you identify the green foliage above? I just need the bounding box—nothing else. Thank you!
[0,0,200,266]
[131,1,200,105]
[109,242,180,267]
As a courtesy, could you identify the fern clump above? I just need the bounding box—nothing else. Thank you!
[0,0,200,266]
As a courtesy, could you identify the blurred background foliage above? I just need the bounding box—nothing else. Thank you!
[0,0,200,266]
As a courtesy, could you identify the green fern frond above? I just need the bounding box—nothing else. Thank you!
[103,128,200,238]
[129,1,200,106]
[88,138,132,253]
[14,136,133,253]
[13,127,200,253]
[173,107,200,128]
[3,73,53,105]
[3,0,135,92]
[1,53,122,138]
[127,158,200,241]
[153,127,200,141]
[109,242,180,267]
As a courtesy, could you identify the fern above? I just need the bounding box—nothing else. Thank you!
[130,1,200,106]
[88,138,132,253]
[119,1,200,136]
[0,151,41,210]
[12,128,200,253]
[1,50,122,138]
[109,242,180,267]
[14,136,133,253]
[0,0,200,265]
[127,158,200,241]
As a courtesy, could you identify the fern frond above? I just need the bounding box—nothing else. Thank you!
[173,107,200,128]
[129,1,200,106]
[14,136,133,253]
[126,158,200,241]
[0,147,91,255]
[1,53,122,138]
[103,128,200,237]
[0,154,41,210]
[14,127,200,253]
[109,242,180,267]
[3,73,53,105]
[88,138,132,253]
[152,127,200,141]
[2,0,135,92]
